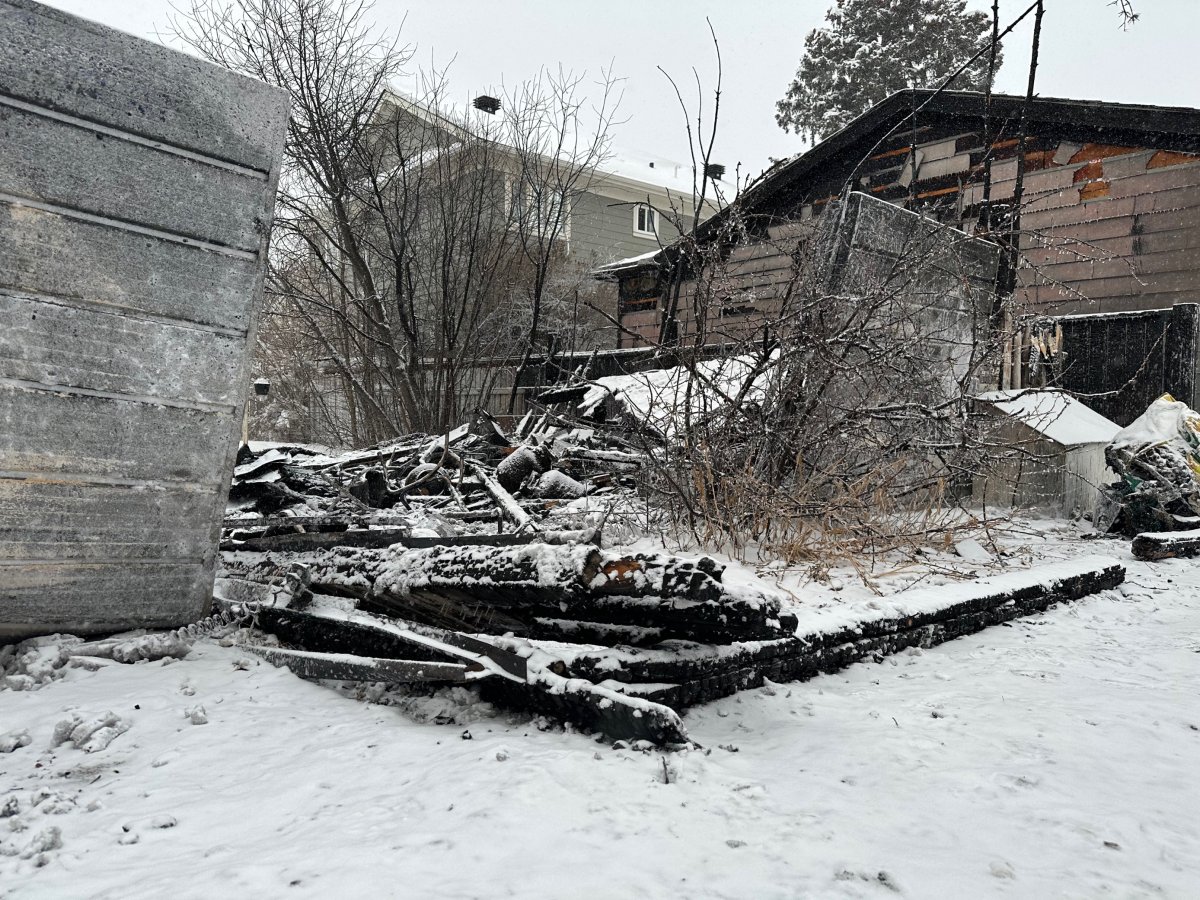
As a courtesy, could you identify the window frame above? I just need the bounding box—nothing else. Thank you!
[505,176,571,241]
[633,203,658,238]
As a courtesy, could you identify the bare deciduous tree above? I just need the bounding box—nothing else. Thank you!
[502,68,621,413]
[172,0,619,445]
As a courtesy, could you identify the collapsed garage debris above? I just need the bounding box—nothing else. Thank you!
[218,412,1126,745]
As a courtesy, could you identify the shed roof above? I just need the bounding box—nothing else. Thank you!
[977,390,1121,448]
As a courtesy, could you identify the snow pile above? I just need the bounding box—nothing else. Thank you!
[1,635,81,692]
[2,632,193,693]
[2,528,1199,895]
[50,712,130,754]
[579,353,777,438]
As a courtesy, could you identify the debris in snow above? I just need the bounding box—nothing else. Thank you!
[1099,393,1200,535]
[1132,527,1200,561]
[18,826,62,861]
[70,632,192,664]
[184,705,208,725]
[207,412,1127,745]
[0,730,32,753]
[954,538,993,563]
[51,712,130,753]
[0,635,81,691]
[221,408,637,553]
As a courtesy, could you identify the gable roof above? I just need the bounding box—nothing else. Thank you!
[737,90,1200,215]
[600,89,1200,277]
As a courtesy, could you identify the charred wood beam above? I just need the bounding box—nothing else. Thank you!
[223,526,599,554]
[220,544,787,644]
[1131,528,1200,561]
[467,461,540,532]
[480,676,689,746]
[558,558,1126,705]
[223,594,685,743]
[249,646,477,684]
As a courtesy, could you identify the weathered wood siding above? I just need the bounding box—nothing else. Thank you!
[791,124,1200,319]
[0,0,288,638]
[617,99,1200,348]
[618,192,998,350]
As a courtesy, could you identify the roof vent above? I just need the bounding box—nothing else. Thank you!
[704,163,726,181]
[472,95,501,115]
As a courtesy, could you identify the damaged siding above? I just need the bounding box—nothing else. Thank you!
[618,192,998,352]
[797,120,1200,319]
[612,94,1200,346]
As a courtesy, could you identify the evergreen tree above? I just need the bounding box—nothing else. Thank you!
[775,0,1001,142]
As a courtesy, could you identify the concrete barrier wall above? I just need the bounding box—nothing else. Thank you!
[0,0,288,638]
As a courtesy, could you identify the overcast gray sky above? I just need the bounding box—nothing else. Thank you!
[41,0,1200,187]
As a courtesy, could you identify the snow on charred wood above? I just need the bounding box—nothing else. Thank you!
[1131,528,1200,561]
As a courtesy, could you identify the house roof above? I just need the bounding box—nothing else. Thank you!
[598,89,1200,277]
[378,90,704,207]
[602,149,716,198]
[977,389,1121,448]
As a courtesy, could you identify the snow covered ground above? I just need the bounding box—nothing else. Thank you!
[3,522,1199,899]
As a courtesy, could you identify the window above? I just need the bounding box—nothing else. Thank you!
[634,203,658,238]
[506,177,570,240]
[618,271,661,314]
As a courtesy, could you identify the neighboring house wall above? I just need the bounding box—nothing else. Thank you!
[568,189,682,267]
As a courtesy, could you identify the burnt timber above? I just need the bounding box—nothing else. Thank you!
[225,552,1124,745]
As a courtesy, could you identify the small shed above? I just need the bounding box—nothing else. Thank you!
[973,390,1121,518]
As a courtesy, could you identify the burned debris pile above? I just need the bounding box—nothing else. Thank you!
[223,409,633,549]
[1093,393,1200,560]
[215,409,1125,745]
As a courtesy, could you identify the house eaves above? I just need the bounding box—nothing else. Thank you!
[588,168,707,211]
[378,88,477,144]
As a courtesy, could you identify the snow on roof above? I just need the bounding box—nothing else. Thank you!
[593,246,662,276]
[977,389,1120,447]
[600,149,702,196]
[579,353,777,437]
